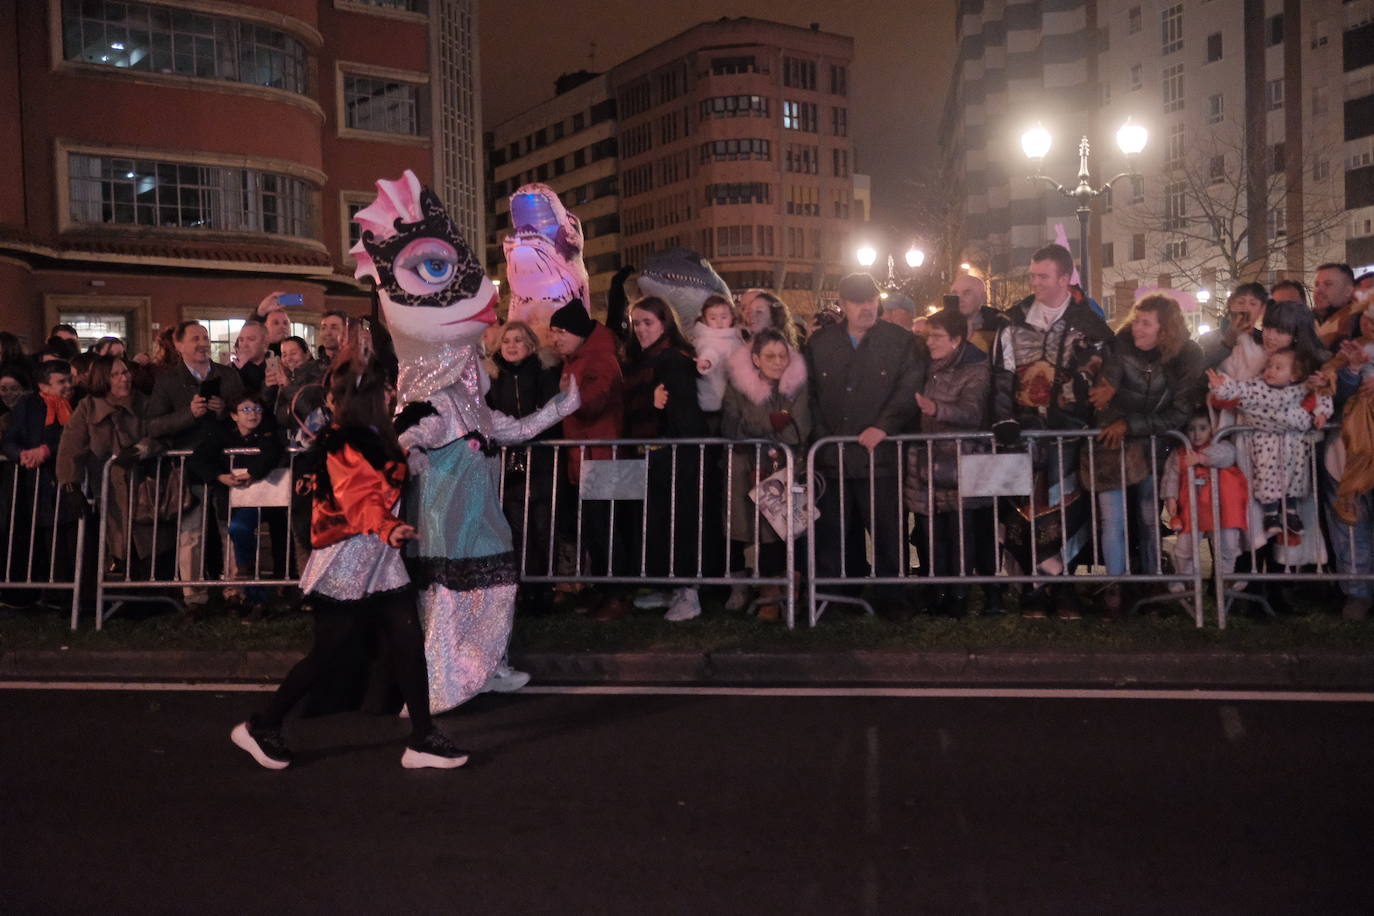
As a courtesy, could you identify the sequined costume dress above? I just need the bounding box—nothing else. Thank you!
[397,342,577,714]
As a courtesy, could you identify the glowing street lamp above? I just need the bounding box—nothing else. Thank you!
[905,246,926,269]
[1021,118,1149,298]
[856,245,878,267]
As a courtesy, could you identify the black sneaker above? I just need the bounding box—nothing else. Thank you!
[402,729,470,769]
[1262,513,1283,538]
[231,720,291,770]
[1284,511,1304,534]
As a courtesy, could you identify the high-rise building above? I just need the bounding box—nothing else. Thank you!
[0,0,483,356]
[484,18,860,317]
[942,0,1364,321]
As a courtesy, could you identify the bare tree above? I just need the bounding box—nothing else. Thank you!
[1105,124,1345,298]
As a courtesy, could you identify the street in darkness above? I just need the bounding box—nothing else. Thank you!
[3,688,1372,914]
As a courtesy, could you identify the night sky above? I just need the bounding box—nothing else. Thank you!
[478,0,955,229]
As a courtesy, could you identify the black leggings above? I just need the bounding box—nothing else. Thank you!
[258,588,432,741]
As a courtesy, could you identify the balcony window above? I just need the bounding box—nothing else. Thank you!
[344,74,421,135]
[61,0,307,95]
[68,152,314,239]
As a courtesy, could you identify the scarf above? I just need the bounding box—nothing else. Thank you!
[41,391,72,427]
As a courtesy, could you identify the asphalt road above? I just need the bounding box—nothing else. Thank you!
[3,687,1372,915]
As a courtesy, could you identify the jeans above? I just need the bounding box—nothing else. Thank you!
[1096,480,1161,576]
[227,507,267,604]
[1323,467,1374,599]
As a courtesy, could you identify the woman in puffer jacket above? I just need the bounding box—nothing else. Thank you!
[903,308,993,617]
[1085,294,1203,615]
[720,327,810,621]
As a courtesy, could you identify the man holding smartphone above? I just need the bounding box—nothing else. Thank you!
[146,320,245,612]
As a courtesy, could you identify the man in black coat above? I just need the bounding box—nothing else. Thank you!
[1,360,75,593]
[807,273,923,614]
[146,321,246,609]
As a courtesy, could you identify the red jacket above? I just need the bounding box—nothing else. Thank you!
[559,323,624,482]
[307,426,408,548]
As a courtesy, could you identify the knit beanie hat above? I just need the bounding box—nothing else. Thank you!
[550,298,596,338]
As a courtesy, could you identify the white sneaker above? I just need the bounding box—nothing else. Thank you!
[401,729,469,769]
[633,590,672,609]
[664,587,701,622]
[481,662,531,693]
[1167,582,1186,594]
[724,583,752,611]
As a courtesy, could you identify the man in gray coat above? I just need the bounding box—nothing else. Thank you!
[806,273,923,613]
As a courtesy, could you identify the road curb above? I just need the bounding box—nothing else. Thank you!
[2,647,1372,689]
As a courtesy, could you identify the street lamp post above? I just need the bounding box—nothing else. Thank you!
[856,243,925,290]
[1021,119,1148,300]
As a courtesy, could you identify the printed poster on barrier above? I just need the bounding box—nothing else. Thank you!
[748,467,816,540]
[579,459,648,501]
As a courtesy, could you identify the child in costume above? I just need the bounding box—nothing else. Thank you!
[231,351,467,771]
[351,171,580,715]
[1206,349,1332,543]
[1161,410,1248,585]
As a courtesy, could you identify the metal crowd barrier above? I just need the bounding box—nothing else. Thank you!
[93,447,304,629]
[1205,423,1372,629]
[494,438,800,629]
[0,456,87,629]
[805,429,1208,627]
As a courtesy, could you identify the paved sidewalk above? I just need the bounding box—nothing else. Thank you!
[3,646,1372,689]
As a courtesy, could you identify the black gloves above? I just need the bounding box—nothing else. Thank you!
[62,484,94,522]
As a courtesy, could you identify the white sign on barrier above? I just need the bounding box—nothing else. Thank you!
[958,453,1033,497]
[579,459,648,501]
[228,468,292,508]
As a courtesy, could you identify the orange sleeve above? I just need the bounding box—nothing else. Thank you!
[327,445,404,545]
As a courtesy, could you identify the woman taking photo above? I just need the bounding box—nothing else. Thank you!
[721,327,810,621]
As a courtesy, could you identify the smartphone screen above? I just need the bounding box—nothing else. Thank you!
[277,293,304,307]
[199,377,221,399]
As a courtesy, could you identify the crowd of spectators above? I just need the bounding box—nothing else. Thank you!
[4,256,1374,625]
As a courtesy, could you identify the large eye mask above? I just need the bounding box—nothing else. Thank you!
[395,238,460,296]
[361,188,485,308]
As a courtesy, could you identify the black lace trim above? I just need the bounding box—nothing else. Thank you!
[407,551,519,589]
[301,584,413,611]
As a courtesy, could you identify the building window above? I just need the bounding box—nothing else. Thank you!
[1128,6,1141,34]
[1206,33,1222,62]
[1161,4,1183,55]
[832,149,849,178]
[1164,181,1186,230]
[704,182,770,206]
[783,100,818,132]
[573,112,586,131]
[1129,64,1143,91]
[1313,158,1330,181]
[1162,64,1184,113]
[348,0,425,9]
[1166,239,1188,259]
[60,0,308,94]
[830,65,847,96]
[783,144,818,174]
[1266,79,1284,111]
[757,225,774,257]
[783,57,817,90]
[700,138,770,162]
[1209,155,1226,184]
[68,152,314,238]
[1102,242,1114,268]
[1131,233,1146,261]
[711,56,760,75]
[700,95,770,120]
[1165,122,1185,171]
[832,107,848,136]
[344,74,421,135]
[346,199,368,248]
[715,225,754,257]
[785,184,820,217]
[1130,176,1144,203]
[1272,142,1285,172]
[1266,14,1283,47]
[1207,93,1224,124]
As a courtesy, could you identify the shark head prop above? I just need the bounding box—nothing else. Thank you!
[634,248,732,326]
[352,170,498,401]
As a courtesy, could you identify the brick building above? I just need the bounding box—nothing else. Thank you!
[0,0,483,359]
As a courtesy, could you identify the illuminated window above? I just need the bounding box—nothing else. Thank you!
[60,0,307,94]
[68,153,314,238]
